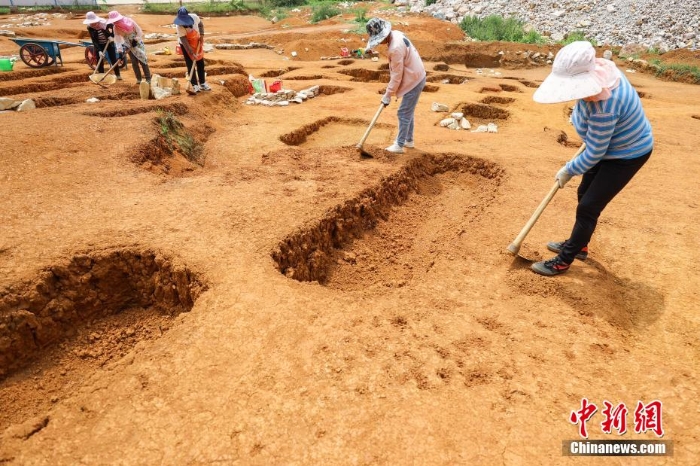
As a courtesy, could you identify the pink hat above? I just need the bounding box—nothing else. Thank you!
[533,41,621,104]
[83,11,106,25]
[106,10,124,24]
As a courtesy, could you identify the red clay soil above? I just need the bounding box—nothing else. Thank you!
[0,5,699,465]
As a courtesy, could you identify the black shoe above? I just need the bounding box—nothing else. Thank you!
[531,256,570,276]
[547,240,588,261]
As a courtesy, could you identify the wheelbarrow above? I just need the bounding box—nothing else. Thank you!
[10,37,88,68]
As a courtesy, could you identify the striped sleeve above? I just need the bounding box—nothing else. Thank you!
[567,107,618,175]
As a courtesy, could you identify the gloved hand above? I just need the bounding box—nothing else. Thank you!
[131,39,138,47]
[556,165,573,188]
[108,36,114,43]
[381,94,391,106]
[98,51,104,58]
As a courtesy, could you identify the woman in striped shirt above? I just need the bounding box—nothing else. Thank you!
[84,11,121,81]
[531,41,653,276]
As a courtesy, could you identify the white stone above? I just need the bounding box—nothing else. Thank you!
[472,125,488,133]
[451,112,464,119]
[432,102,449,112]
[487,123,498,133]
[0,97,20,110]
[86,97,100,103]
[440,118,456,127]
[16,99,35,112]
[460,118,471,129]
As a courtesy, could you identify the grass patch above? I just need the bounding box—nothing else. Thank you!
[648,59,700,84]
[460,15,545,44]
[142,0,260,15]
[311,2,340,23]
[353,7,368,25]
[560,31,597,46]
[0,6,10,14]
[156,110,205,166]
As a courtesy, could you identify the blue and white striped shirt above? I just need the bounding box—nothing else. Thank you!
[567,74,654,175]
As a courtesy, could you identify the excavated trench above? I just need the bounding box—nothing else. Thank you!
[259,67,300,78]
[461,103,511,121]
[0,67,67,82]
[0,248,206,379]
[480,96,516,105]
[271,154,503,285]
[427,74,468,85]
[338,69,390,83]
[279,115,391,146]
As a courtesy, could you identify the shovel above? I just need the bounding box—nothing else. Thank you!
[507,143,586,255]
[185,60,198,95]
[89,59,119,86]
[356,102,385,158]
[89,42,110,82]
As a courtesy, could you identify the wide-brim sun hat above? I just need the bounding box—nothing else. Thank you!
[533,41,620,104]
[106,10,124,24]
[83,11,105,25]
[366,18,391,51]
[174,7,194,27]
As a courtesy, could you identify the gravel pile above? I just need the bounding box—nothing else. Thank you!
[403,0,699,51]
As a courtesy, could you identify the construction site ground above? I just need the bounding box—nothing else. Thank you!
[0,5,698,465]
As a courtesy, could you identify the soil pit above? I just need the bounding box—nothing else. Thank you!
[0,248,206,431]
[338,69,390,83]
[259,67,300,78]
[426,74,468,85]
[461,102,510,120]
[271,153,503,285]
[280,116,393,147]
[480,96,516,105]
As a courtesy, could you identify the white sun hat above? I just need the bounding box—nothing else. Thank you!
[533,41,620,104]
[83,11,106,25]
[366,18,391,51]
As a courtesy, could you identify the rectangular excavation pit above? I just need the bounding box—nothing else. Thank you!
[0,248,207,431]
[271,154,504,288]
[279,116,393,147]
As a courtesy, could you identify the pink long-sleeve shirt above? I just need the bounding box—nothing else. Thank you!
[384,30,426,98]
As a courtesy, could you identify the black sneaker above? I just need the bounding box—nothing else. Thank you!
[531,256,570,276]
[547,240,588,261]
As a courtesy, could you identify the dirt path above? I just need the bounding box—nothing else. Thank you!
[0,7,698,465]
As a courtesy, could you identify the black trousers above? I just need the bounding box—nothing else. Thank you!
[96,42,121,77]
[183,51,206,86]
[560,150,652,264]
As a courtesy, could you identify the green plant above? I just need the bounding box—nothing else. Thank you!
[459,15,544,44]
[425,0,437,5]
[561,30,597,46]
[268,0,306,8]
[0,6,10,14]
[311,2,340,23]
[648,60,700,83]
[353,7,368,25]
[155,111,205,166]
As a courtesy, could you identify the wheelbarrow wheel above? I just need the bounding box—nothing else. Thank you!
[19,43,51,68]
[85,45,98,70]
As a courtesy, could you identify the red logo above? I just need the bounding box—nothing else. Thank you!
[570,399,664,438]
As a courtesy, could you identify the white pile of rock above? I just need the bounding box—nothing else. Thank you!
[0,97,35,112]
[432,103,498,133]
[406,0,699,51]
[144,33,175,40]
[246,85,321,107]
[439,112,471,130]
[149,74,181,100]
